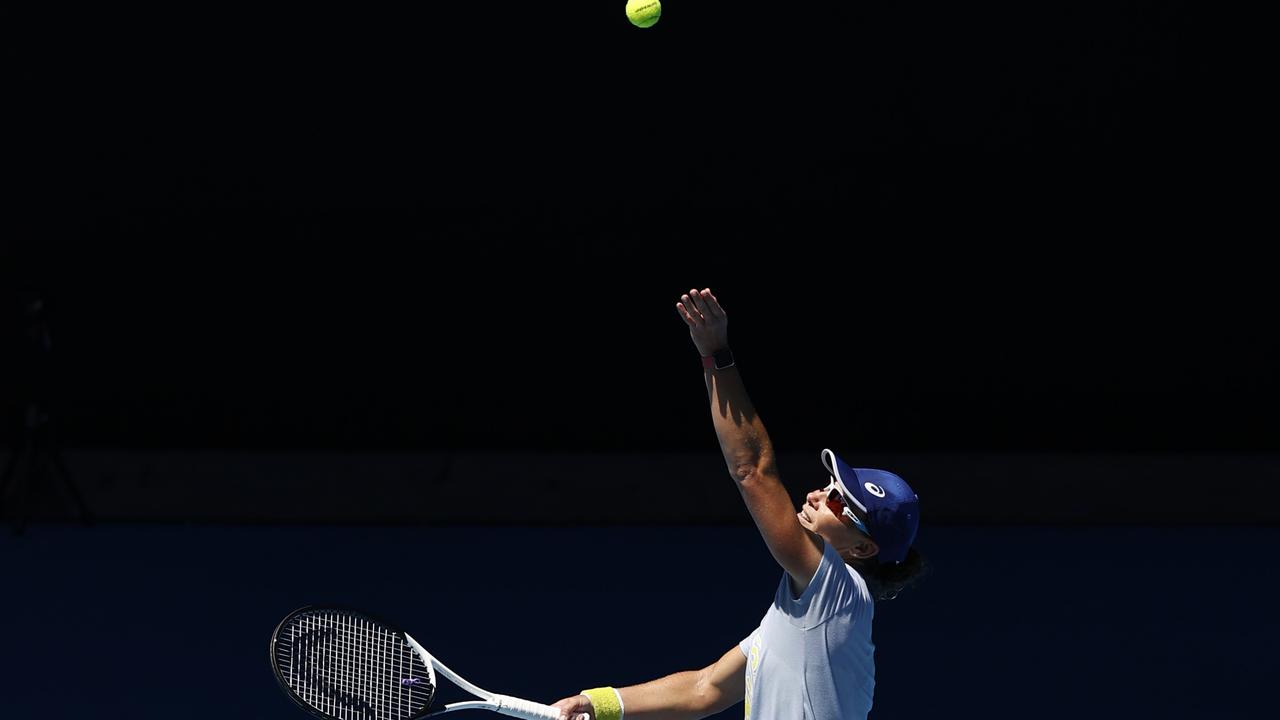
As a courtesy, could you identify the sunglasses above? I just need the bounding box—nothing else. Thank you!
[825,479,870,535]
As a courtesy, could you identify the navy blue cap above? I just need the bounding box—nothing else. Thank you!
[821,449,920,565]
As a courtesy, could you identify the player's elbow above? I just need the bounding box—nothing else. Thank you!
[731,462,758,484]
[691,673,719,716]
[733,457,778,488]
[727,433,775,484]
[692,668,736,717]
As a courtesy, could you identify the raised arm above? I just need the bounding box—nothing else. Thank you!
[675,288,822,591]
[551,645,746,720]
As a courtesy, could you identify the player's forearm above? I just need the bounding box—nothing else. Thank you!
[704,365,775,480]
[617,669,714,720]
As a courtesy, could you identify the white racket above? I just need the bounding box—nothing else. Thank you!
[270,605,562,720]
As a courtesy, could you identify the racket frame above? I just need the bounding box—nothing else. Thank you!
[270,605,561,720]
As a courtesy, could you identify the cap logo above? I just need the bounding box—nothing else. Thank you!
[864,482,886,498]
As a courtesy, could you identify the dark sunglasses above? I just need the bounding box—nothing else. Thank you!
[825,479,870,535]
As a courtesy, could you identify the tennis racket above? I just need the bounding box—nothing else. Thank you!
[270,605,563,720]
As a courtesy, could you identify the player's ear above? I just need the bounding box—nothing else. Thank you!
[848,538,879,561]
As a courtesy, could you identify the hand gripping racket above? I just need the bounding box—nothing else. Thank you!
[270,606,562,720]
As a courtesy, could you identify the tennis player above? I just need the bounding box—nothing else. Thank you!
[552,288,928,720]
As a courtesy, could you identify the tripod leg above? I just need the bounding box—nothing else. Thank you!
[1,442,30,531]
[0,444,21,504]
[14,447,40,536]
[51,449,92,526]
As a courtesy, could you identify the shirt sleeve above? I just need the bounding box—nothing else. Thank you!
[779,540,871,629]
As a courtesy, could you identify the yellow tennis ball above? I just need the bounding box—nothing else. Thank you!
[626,0,661,28]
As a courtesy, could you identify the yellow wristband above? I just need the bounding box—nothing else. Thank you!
[580,686,624,720]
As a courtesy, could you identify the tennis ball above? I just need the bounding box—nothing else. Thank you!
[626,0,661,28]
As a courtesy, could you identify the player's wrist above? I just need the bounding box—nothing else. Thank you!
[699,346,735,370]
[579,687,624,720]
[692,336,728,356]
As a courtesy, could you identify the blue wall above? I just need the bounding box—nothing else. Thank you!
[4,523,1272,719]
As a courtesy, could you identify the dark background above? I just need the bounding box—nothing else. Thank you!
[3,3,1275,718]
[5,2,1266,456]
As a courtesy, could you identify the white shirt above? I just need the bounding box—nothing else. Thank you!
[739,541,876,719]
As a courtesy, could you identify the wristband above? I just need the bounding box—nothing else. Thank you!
[580,686,624,720]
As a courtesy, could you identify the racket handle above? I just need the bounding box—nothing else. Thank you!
[492,694,562,720]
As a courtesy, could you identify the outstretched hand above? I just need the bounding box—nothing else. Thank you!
[676,287,728,358]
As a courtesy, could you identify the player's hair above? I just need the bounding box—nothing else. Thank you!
[857,546,931,602]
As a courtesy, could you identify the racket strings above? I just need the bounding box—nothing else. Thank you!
[276,610,433,720]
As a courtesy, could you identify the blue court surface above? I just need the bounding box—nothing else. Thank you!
[3,524,1273,718]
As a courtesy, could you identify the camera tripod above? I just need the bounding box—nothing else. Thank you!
[1,293,92,535]
[0,400,92,534]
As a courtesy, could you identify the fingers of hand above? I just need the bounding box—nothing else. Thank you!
[701,288,724,317]
[680,287,725,325]
[686,288,707,316]
[676,300,698,326]
[552,698,590,720]
[688,287,726,319]
[678,295,704,324]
